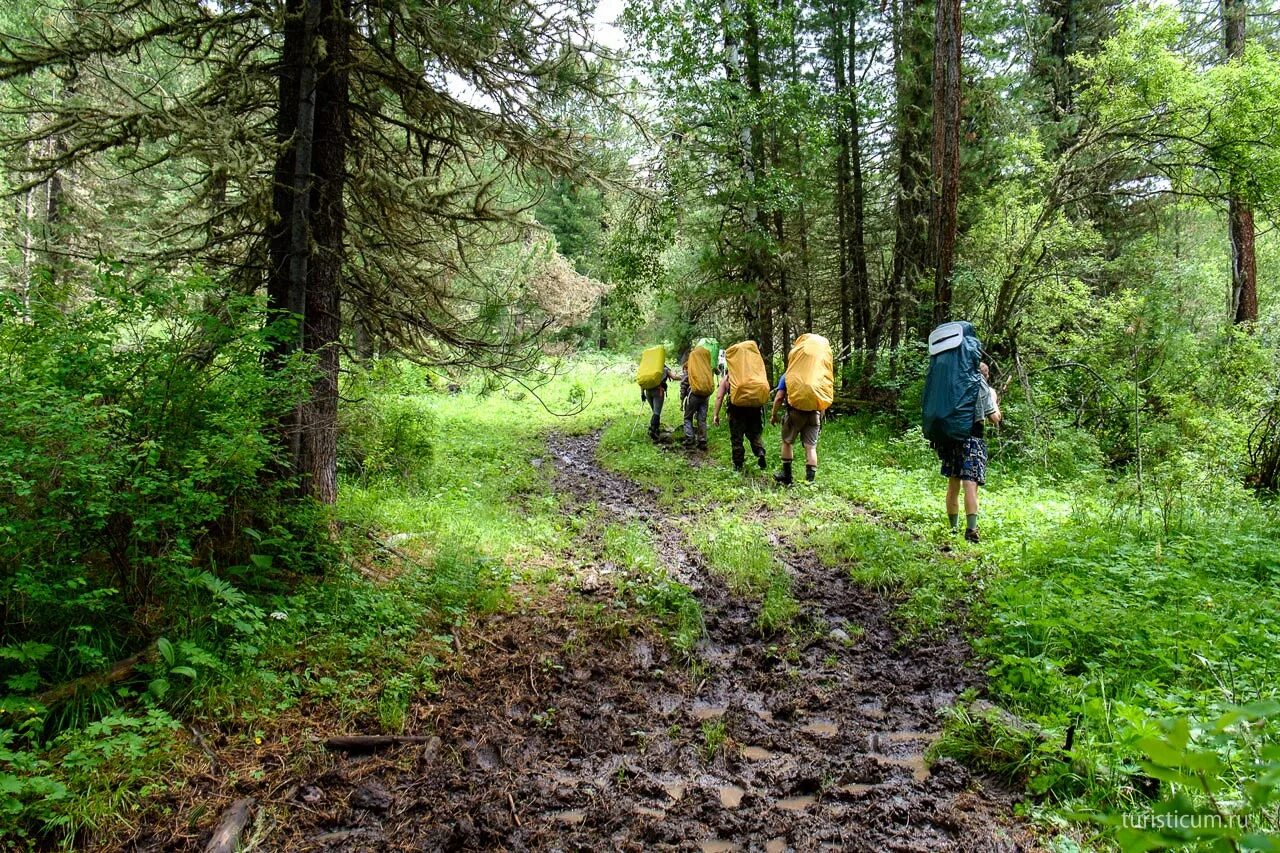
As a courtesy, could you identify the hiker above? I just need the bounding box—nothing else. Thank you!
[769,376,821,484]
[939,362,1001,542]
[770,334,834,485]
[713,341,771,472]
[713,373,766,471]
[682,345,715,450]
[642,362,682,441]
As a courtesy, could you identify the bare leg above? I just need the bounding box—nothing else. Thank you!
[946,478,961,515]
[963,480,979,515]
[805,445,817,467]
[781,441,794,462]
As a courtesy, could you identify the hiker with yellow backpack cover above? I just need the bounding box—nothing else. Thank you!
[713,341,771,472]
[681,345,716,450]
[636,345,683,442]
[770,334,834,484]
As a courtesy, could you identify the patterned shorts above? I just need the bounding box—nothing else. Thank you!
[938,437,987,485]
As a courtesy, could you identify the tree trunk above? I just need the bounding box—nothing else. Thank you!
[1224,0,1256,325]
[832,3,852,386]
[299,0,350,506]
[847,0,871,372]
[266,0,318,474]
[890,0,932,346]
[929,0,961,327]
[265,0,348,506]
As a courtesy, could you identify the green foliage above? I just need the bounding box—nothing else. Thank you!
[604,523,704,655]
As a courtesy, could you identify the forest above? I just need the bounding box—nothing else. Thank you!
[1,0,1279,849]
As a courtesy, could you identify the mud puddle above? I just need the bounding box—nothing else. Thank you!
[157,431,1034,851]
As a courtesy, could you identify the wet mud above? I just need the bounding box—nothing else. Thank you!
[156,431,1036,852]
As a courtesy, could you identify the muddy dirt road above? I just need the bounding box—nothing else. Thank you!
[207,432,1033,852]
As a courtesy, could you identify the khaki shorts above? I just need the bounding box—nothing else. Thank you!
[780,408,821,448]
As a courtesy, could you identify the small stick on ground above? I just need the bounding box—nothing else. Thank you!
[203,797,254,853]
[508,791,523,827]
[324,735,437,751]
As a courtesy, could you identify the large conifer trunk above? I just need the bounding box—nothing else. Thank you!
[1224,0,1257,325]
[929,0,961,327]
[266,0,349,505]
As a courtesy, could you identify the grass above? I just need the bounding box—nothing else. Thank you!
[603,522,704,655]
[689,513,800,634]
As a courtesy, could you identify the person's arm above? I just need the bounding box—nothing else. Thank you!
[713,376,729,424]
[769,389,785,425]
[988,388,1002,425]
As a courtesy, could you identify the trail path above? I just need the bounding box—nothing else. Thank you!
[252,432,1033,852]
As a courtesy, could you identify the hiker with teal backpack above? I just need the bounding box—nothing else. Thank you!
[922,323,1002,542]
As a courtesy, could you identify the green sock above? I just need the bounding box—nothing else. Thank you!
[948,514,958,531]
[966,513,978,531]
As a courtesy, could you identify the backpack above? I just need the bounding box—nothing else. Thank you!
[694,337,719,374]
[725,341,771,406]
[687,346,715,396]
[636,345,666,390]
[783,334,834,412]
[922,321,983,445]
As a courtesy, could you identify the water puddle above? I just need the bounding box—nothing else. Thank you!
[858,703,887,719]
[700,843,742,853]
[838,783,876,795]
[881,730,939,744]
[799,720,838,736]
[775,795,817,811]
[635,805,665,819]
[719,784,746,808]
[693,703,728,720]
[766,839,787,853]
[742,746,773,760]
[551,809,586,824]
[662,782,687,801]
[874,754,931,782]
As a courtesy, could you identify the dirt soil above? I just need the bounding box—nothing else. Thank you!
[144,432,1036,852]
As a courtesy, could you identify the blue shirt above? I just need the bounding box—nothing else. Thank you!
[774,375,786,399]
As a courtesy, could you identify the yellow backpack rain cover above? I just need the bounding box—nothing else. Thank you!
[725,341,771,407]
[687,346,714,396]
[784,333,834,412]
[636,345,666,390]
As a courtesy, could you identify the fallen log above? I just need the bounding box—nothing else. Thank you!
[203,797,254,853]
[323,735,437,751]
[35,645,155,708]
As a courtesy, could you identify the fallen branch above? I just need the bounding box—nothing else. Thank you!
[36,645,155,708]
[203,797,254,853]
[323,735,437,751]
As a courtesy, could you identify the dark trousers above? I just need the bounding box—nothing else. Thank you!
[683,393,709,445]
[727,403,766,468]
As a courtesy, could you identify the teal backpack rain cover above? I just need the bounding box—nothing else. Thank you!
[922,321,983,446]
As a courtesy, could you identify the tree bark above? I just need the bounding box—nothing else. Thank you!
[265,0,348,505]
[832,1,853,384]
[1224,0,1256,325]
[890,0,932,349]
[298,0,350,506]
[847,0,872,373]
[929,0,961,328]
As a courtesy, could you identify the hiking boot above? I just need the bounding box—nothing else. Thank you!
[964,528,980,543]
[805,465,816,482]
[774,461,793,486]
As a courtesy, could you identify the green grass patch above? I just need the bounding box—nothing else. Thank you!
[603,522,704,656]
